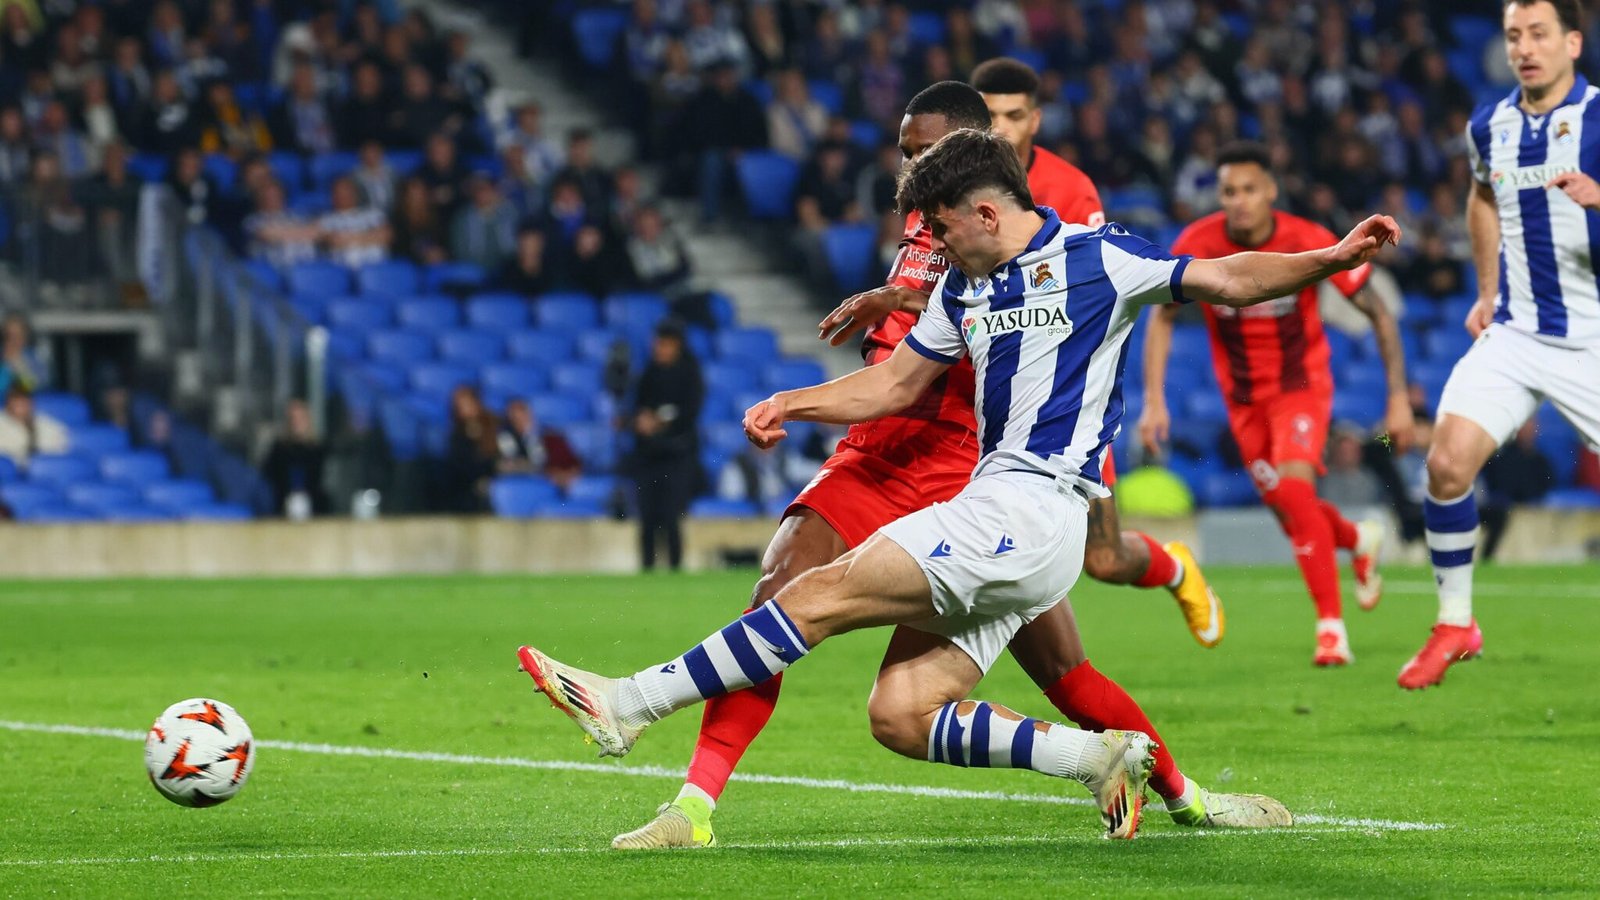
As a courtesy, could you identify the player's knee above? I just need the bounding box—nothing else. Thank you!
[865,696,928,759]
[1082,543,1128,583]
[1425,443,1476,497]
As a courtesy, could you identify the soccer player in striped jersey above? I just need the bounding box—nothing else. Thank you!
[1141,142,1412,667]
[601,83,1262,853]
[1401,0,1600,689]
[517,128,1397,841]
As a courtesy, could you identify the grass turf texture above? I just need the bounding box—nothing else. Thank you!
[2,566,1597,897]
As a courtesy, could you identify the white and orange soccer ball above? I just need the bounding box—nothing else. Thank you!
[143,698,255,807]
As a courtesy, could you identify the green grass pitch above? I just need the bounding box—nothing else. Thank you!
[2,564,1598,896]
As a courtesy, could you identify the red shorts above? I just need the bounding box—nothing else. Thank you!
[1101,448,1117,488]
[1225,390,1331,481]
[786,446,972,549]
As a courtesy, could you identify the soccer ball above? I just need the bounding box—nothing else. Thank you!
[143,698,255,807]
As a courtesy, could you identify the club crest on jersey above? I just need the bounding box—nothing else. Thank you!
[1030,262,1060,291]
[1557,121,1574,145]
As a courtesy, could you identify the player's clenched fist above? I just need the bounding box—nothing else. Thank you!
[743,396,789,449]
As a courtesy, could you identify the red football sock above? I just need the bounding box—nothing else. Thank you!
[1131,532,1180,588]
[1263,477,1343,620]
[684,674,782,801]
[1043,661,1184,801]
[1320,499,1359,551]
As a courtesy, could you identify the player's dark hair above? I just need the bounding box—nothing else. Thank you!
[1216,140,1273,173]
[1506,0,1583,34]
[970,57,1041,101]
[904,80,992,131]
[896,128,1035,216]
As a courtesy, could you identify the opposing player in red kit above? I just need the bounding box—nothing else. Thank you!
[607,83,1281,852]
[1140,142,1412,666]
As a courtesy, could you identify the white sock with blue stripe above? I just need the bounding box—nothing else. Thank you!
[927,701,1101,782]
[1424,489,1478,627]
[617,602,810,728]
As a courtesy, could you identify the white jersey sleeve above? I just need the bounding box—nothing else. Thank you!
[1463,117,1491,185]
[1098,224,1194,306]
[903,270,967,364]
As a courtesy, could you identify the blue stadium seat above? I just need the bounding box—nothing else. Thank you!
[849,120,882,149]
[1331,392,1385,426]
[396,295,460,331]
[0,455,15,484]
[267,151,306,191]
[571,7,628,68]
[467,293,532,330]
[743,78,773,107]
[531,395,589,427]
[689,498,759,518]
[357,260,420,298]
[128,153,168,182]
[309,151,360,190]
[763,359,827,393]
[355,362,408,393]
[409,362,478,400]
[703,361,748,392]
[507,330,573,363]
[735,152,801,220]
[807,80,845,116]
[550,362,603,395]
[574,330,622,365]
[326,297,393,331]
[603,292,669,330]
[908,11,946,46]
[325,327,366,360]
[31,392,90,426]
[1423,329,1474,363]
[534,296,599,331]
[437,329,506,363]
[714,327,780,363]
[379,396,423,461]
[203,154,238,192]
[567,425,620,474]
[822,223,878,293]
[489,476,562,517]
[101,503,177,522]
[239,258,284,293]
[481,363,548,398]
[288,261,351,298]
[27,454,96,486]
[18,504,96,523]
[425,261,489,292]
[531,498,607,518]
[288,294,328,325]
[1181,390,1230,421]
[143,479,216,511]
[1198,470,1259,508]
[184,502,254,521]
[1,482,62,513]
[367,329,435,365]
[704,421,751,460]
[67,482,140,511]
[1336,364,1389,396]
[68,424,130,456]
[386,149,423,175]
[708,292,737,328]
[100,450,171,485]
[1543,487,1600,510]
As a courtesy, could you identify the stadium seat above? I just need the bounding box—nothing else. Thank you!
[357,261,420,298]
[707,292,737,328]
[325,327,366,360]
[1424,328,1474,362]
[408,362,478,400]
[184,502,254,521]
[735,152,801,220]
[689,498,759,518]
[1331,392,1385,426]
[570,7,628,68]
[489,476,562,517]
[603,292,669,330]
[507,330,573,363]
[100,450,171,485]
[27,453,96,486]
[481,363,548,398]
[67,482,141,511]
[326,297,393,331]
[396,296,460,331]
[534,296,599,331]
[1197,469,1259,508]
[1181,390,1230,422]
[0,455,15,484]
[762,359,827,393]
[128,152,168,182]
[356,361,408,394]
[714,327,780,363]
[17,504,96,523]
[1,482,63,514]
[288,294,328,325]
[378,397,423,461]
[848,120,882,149]
[807,80,845,116]
[385,149,423,175]
[202,154,238,192]
[68,424,130,456]
[564,423,619,472]
[31,392,90,427]
[437,329,506,364]
[309,151,360,189]
[267,151,306,191]
[101,504,177,522]
[467,294,532,331]
[425,261,489,293]
[366,329,435,365]
[822,223,878,293]
[566,475,618,508]
[549,362,603,395]
[143,479,216,511]
[238,258,284,293]
[1543,487,1600,509]
[288,261,351,298]
[530,498,606,518]
[530,395,589,427]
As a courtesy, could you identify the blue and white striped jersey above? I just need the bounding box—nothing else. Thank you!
[904,208,1190,496]
[1467,74,1600,346]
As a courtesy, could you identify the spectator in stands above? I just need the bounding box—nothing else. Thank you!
[390,175,448,266]
[1170,123,1221,221]
[33,100,91,180]
[625,203,692,296]
[716,441,815,510]
[540,176,591,248]
[554,129,610,218]
[138,69,198,154]
[496,226,554,297]
[857,32,904,133]
[390,64,458,149]
[418,131,468,219]
[441,384,499,514]
[502,101,563,188]
[496,397,581,493]
[202,0,258,83]
[681,0,750,75]
[1400,226,1465,300]
[857,140,900,217]
[681,59,765,223]
[647,38,701,159]
[78,77,121,163]
[442,30,492,116]
[352,140,396,213]
[451,174,519,273]
[269,61,336,155]
[766,68,827,162]
[608,164,649,234]
[629,319,703,571]
[1320,425,1386,510]
[801,8,853,86]
[81,141,141,291]
[0,386,66,466]
[0,106,31,185]
[106,37,151,122]
[318,175,390,267]
[1481,421,1557,561]
[244,179,318,269]
[944,8,998,79]
[198,81,271,159]
[16,150,91,284]
[0,314,42,396]
[338,61,393,149]
[261,397,328,519]
[554,222,630,298]
[623,0,672,85]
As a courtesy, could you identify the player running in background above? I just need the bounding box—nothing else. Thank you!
[602,83,1271,852]
[517,127,1396,842]
[1140,141,1412,667]
[823,58,1220,644]
[1401,0,1600,689]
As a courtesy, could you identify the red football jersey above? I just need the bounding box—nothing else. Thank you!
[1170,210,1369,405]
[1028,146,1104,228]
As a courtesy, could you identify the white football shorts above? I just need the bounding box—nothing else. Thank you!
[1437,323,1600,449]
[878,469,1088,674]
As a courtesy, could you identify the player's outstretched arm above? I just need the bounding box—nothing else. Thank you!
[1182,215,1402,308]
[743,342,949,448]
[1137,304,1180,456]
[816,286,931,346]
[1465,181,1502,337]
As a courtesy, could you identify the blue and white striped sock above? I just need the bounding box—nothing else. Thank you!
[620,602,810,727]
[928,701,1100,782]
[1424,489,1478,627]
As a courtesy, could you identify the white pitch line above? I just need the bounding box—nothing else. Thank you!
[0,720,1446,833]
[1247,579,1594,599]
